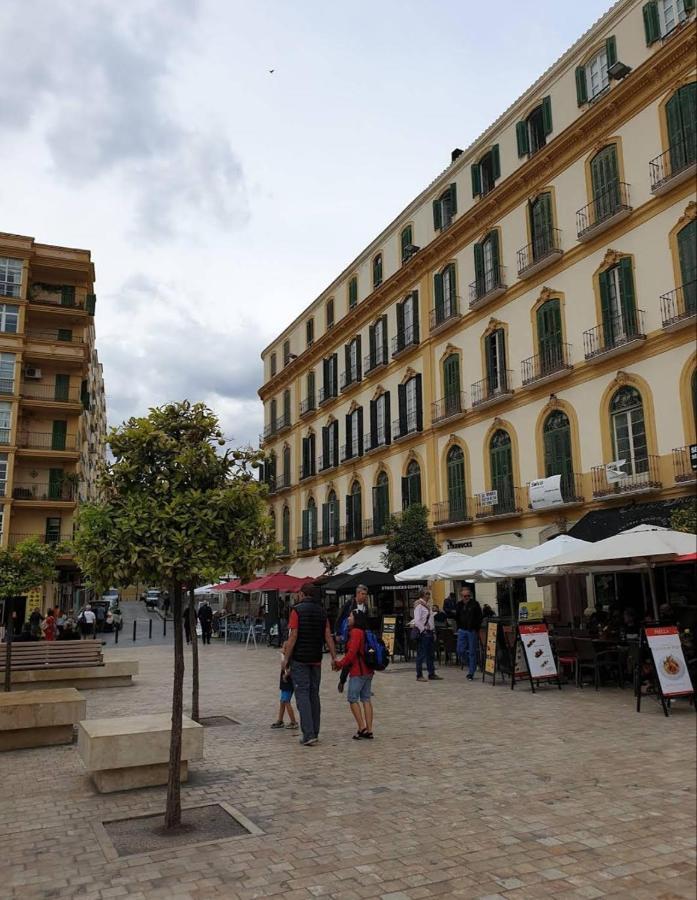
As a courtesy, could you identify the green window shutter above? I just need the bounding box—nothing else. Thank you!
[433,198,443,230]
[618,256,637,331]
[85,294,96,315]
[356,335,362,380]
[490,230,501,279]
[54,373,70,402]
[541,96,553,135]
[45,517,62,544]
[381,314,388,361]
[516,121,529,157]
[322,503,330,545]
[57,328,72,342]
[642,2,660,44]
[48,468,64,500]
[443,355,460,406]
[368,323,376,365]
[60,286,75,307]
[599,269,614,346]
[485,333,497,385]
[401,476,409,511]
[384,392,391,443]
[357,407,363,455]
[471,163,481,198]
[678,220,697,299]
[349,277,357,308]
[473,242,485,286]
[283,390,290,421]
[491,144,501,181]
[321,426,329,466]
[434,272,444,321]
[684,0,695,12]
[449,183,457,216]
[401,226,411,261]
[415,374,423,431]
[605,35,617,67]
[679,83,696,150]
[369,398,377,444]
[302,508,309,547]
[412,291,420,343]
[398,383,406,434]
[51,420,67,451]
[396,301,404,349]
[575,66,588,106]
[333,421,339,467]
[446,263,456,305]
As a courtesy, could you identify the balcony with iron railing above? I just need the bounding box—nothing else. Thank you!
[268,472,291,494]
[591,455,662,498]
[672,447,697,483]
[20,382,82,404]
[649,136,697,195]
[660,282,696,331]
[475,486,525,519]
[392,417,420,443]
[299,396,316,418]
[8,532,72,549]
[363,517,389,539]
[17,432,79,452]
[517,228,563,279]
[429,296,461,334]
[432,392,467,425]
[469,266,507,309]
[391,324,419,358]
[576,181,632,242]
[12,481,77,502]
[29,285,95,314]
[0,378,14,397]
[364,346,388,374]
[527,472,585,507]
[316,527,342,550]
[318,384,337,406]
[341,442,364,463]
[318,454,338,472]
[521,343,572,387]
[298,464,316,482]
[471,371,513,409]
[364,427,389,454]
[432,499,473,527]
[342,521,364,543]
[340,365,361,392]
[296,533,318,552]
[25,328,84,344]
[583,309,646,360]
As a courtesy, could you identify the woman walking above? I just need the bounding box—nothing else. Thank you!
[333,610,374,740]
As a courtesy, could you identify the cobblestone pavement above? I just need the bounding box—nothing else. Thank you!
[0,638,694,900]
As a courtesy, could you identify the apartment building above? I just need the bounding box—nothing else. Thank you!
[0,231,107,612]
[258,0,697,609]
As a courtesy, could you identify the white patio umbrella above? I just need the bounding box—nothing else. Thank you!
[479,534,591,579]
[436,544,530,580]
[536,525,697,618]
[395,551,472,582]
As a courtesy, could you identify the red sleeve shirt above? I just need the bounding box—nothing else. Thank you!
[335,628,371,677]
[289,609,298,630]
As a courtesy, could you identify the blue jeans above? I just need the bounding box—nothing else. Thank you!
[461,629,478,676]
[416,631,436,678]
[290,661,322,742]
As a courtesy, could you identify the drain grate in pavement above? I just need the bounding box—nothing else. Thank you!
[97,802,261,859]
[200,715,239,727]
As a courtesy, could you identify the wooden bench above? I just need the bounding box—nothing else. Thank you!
[0,688,86,750]
[78,714,204,793]
[1,641,103,672]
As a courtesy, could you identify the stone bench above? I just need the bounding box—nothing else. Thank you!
[10,658,138,691]
[0,688,86,750]
[78,713,204,793]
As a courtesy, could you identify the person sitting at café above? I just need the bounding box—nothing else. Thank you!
[600,609,622,642]
[620,607,640,642]
[58,621,81,640]
[443,593,457,622]
[433,604,448,626]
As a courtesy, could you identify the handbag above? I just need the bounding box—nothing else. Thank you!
[409,625,420,642]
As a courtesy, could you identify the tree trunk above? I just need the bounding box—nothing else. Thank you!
[188,587,200,723]
[164,581,184,829]
[3,596,13,693]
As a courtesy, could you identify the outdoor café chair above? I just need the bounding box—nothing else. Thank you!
[552,635,578,684]
[575,638,623,690]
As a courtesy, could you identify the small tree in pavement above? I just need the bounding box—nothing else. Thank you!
[74,401,275,829]
[1,537,60,692]
[382,504,439,574]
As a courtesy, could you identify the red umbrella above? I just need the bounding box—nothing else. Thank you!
[237,572,311,593]
[674,552,697,563]
[212,579,242,591]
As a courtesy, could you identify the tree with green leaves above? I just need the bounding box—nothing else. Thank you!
[382,504,439,574]
[1,537,60,692]
[671,504,697,534]
[74,401,275,829]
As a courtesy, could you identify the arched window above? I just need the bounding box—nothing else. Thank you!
[347,480,362,541]
[590,144,620,223]
[446,445,466,521]
[610,387,648,476]
[400,225,414,263]
[434,262,457,326]
[543,410,575,501]
[402,460,422,510]
[282,444,291,487]
[489,429,515,513]
[536,298,564,374]
[677,219,696,315]
[373,471,390,535]
[529,191,555,261]
[302,497,317,550]
[282,389,291,426]
[665,82,695,174]
[372,253,383,289]
[322,489,339,546]
[269,397,277,433]
[442,354,462,417]
[282,506,290,555]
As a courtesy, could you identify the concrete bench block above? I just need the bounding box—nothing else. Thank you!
[11,658,138,690]
[0,688,86,751]
[78,713,204,793]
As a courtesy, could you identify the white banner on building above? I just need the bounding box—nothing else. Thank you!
[528,475,563,510]
[605,459,627,483]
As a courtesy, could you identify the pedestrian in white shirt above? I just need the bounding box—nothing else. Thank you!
[78,605,96,640]
[411,589,442,681]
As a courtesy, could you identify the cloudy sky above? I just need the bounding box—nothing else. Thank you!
[0,0,613,446]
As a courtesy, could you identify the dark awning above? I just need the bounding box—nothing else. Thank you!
[322,569,406,593]
[568,496,695,542]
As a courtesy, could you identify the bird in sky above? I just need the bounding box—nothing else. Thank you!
[269,69,275,74]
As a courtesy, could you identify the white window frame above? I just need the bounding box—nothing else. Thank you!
[403,296,414,338]
[0,258,22,299]
[374,319,384,364]
[0,353,15,395]
[611,404,648,477]
[585,48,609,99]
[405,379,417,433]
[0,401,11,444]
[607,266,627,342]
[0,304,19,334]
[483,239,495,292]
[442,267,454,318]
[0,453,6,496]
[376,395,386,444]
[351,410,360,452]
[659,0,687,35]
[349,338,359,379]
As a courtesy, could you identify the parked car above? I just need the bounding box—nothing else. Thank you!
[101,588,120,608]
[145,589,161,610]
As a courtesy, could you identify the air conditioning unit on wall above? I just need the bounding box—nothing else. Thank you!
[24,366,42,379]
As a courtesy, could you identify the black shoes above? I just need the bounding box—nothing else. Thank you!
[428,674,443,680]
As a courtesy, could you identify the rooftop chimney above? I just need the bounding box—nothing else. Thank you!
[451,148,463,162]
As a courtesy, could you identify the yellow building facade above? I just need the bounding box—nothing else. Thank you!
[258,0,697,610]
[0,231,107,613]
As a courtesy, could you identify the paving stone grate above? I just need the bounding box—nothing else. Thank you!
[199,715,240,727]
[101,803,255,858]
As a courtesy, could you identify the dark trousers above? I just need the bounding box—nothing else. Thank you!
[416,631,436,677]
[291,661,322,742]
[201,624,212,644]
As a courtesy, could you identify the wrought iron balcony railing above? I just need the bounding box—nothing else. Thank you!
[591,455,661,498]
[318,454,338,472]
[318,384,337,405]
[516,228,562,277]
[475,486,524,519]
[12,481,76,501]
[25,329,84,344]
[432,499,473,527]
[576,180,632,240]
[20,383,81,403]
[299,396,316,417]
[298,464,316,482]
[471,371,513,408]
[0,378,14,396]
[583,309,646,359]
[364,427,390,453]
[340,365,361,391]
[660,282,697,328]
[392,417,420,442]
[469,266,507,308]
[18,432,78,451]
[432,392,467,424]
[8,532,72,549]
[391,323,419,356]
[649,136,696,193]
[429,296,461,332]
[521,343,572,386]
[297,533,318,552]
[364,346,388,373]
[672,446,697,483]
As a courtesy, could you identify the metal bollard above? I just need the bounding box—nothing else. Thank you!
[133,620,137,642]
[115,625,119,645]
[148,619,153,640]
[163,617,167,637]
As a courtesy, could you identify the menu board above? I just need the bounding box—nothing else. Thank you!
[382,616,396,656]
[485,621,497,675]
[519,624,557,679]
[645,626,694,698]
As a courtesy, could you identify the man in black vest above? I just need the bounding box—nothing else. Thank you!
[282,583,336,746]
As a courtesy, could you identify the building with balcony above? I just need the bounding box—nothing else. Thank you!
[258,0,697,612]
[0,231,107,615]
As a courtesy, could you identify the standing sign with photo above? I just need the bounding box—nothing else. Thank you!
[382,615,396,657]
[519,623,558,680]
[645,627,694,698]
[484,621,497,676]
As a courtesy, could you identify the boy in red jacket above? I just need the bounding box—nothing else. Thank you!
[333,610,374,739]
